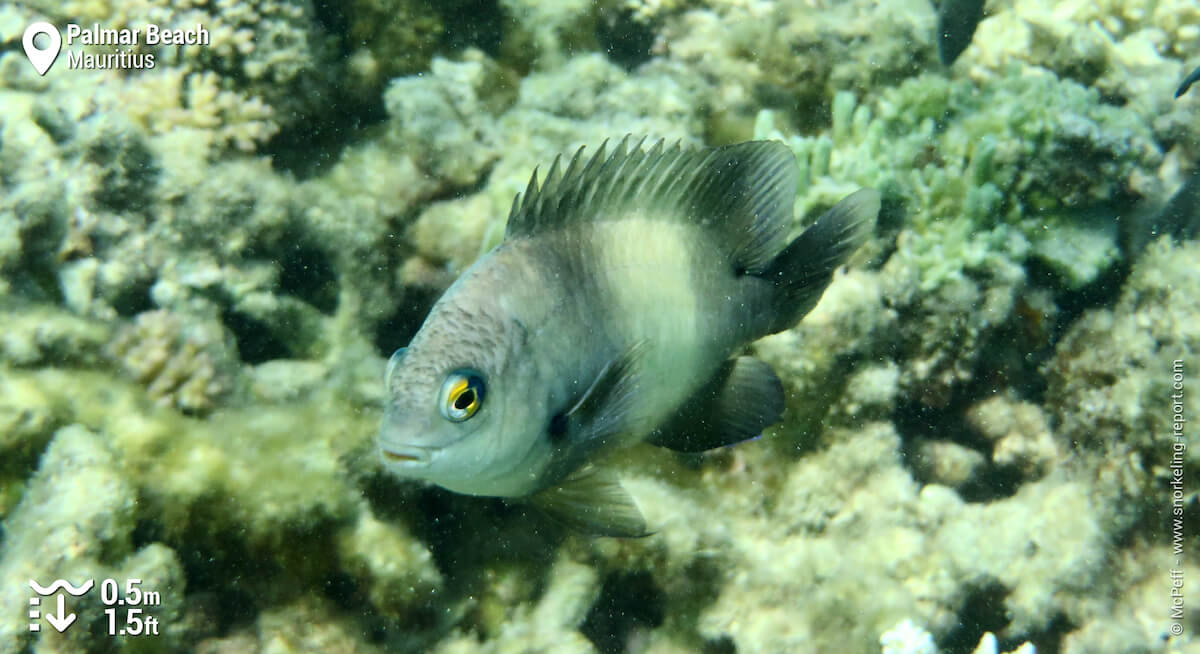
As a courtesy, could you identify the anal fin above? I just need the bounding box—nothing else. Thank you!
[649,356,784,452]
[529,466,650,538]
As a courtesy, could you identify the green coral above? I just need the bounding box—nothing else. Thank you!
[760,65,1159,291]
[344,0,442,87]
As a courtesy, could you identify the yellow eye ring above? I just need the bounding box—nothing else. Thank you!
[439,371,485,422]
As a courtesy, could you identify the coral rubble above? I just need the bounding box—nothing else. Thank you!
[1,0,1197,652]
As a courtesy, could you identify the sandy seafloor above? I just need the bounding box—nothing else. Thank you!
[0,0,1198,652]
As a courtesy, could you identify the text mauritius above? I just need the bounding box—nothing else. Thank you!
[63,23,208,70]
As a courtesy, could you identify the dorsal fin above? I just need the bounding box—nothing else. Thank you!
[504,137,800,273]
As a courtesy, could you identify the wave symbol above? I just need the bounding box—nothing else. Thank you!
[29,579,94,596]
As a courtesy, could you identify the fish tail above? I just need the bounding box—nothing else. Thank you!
[758,188,879,334]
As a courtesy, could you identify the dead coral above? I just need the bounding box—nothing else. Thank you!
[108,309,238,414]
[967,395,1060,479]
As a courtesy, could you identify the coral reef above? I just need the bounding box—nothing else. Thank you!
[966,396,1059,479]
[1,0,1197,652]
[0,424,186,651]
[880,619,1035,654]
[108,309,239,414]
[1045,237,1200,528]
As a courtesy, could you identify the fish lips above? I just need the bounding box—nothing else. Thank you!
[379,443,434,468]
[378,427,471,469]
[378,410,448,469]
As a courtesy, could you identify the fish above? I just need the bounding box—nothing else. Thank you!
[1120,167,1200,257]
[378,137,879,536]
[936,0,987,66]
[1177,65,1200,99]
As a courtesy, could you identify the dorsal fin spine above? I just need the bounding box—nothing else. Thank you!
[594,139,630,213]
[628,139,669,201]
[650,145,690,206]
[520,168,540,217]
[503,137,802,273]
[562,146,588,199]
[574,140,610,219]
[609,137,651,206]
[652,149,700,208]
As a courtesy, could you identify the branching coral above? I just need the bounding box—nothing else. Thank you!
[108,309,238,414]
[13,0,335,156]
[0,0,1195,652]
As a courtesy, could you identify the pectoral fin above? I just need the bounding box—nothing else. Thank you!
[552,341,646,448]
[649,356,784,452]
[530,466,650,538]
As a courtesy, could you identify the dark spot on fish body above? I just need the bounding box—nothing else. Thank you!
[548,412,569,442]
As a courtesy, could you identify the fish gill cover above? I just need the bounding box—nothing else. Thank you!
[0,0,1196,653]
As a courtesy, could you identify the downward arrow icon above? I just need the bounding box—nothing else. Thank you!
[44,594,76,633]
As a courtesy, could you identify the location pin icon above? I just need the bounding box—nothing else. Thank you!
[22,22,62,76]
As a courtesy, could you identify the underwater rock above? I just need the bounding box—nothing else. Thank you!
[0,0,1194,651]
[195,595,386,654]
[343,0,443,85]
[16,0,342,154]
[1045,237,1200,517]
[913,440,988,489]
[880,618,936,654]
[885,254,1025,408]
[409,193,498,273]
[966,396,1060,479]
[0,305,111,368]
[383,52,509,189]
[498,0,599,70]
[336,509,443,619]
[834,361,902,421]
[0,372,59,463]
[0,425,186,652]
[432,553,601,654]
[1028,222,1120,291]
[1059,544,1199,653]
[248,359,330,403]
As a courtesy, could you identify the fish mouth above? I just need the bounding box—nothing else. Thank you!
[380,445,432,467]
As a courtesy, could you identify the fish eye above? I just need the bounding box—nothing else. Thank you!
[439,370,486,422]
[385,347,409,388]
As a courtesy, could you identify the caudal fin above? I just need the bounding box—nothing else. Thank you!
[759,188,879,334]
